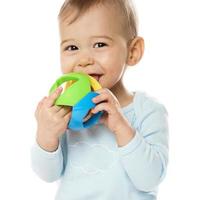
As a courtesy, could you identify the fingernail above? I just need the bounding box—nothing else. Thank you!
[92,97,96,102]
[57,87,63,92]
[91,108,96,113]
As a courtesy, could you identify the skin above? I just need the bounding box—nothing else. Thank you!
[35,4,144,152]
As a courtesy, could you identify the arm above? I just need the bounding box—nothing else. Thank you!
[30,133,67,183]
[117,102,169,192]
[31,87,70,182]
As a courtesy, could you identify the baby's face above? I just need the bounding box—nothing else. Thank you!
[59,5,129,89]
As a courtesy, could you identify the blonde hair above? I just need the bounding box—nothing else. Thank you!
[58,0,138,41]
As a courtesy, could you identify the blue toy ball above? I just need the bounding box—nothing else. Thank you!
[68,92,103,131]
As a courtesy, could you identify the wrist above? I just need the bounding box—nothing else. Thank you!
[36,131,59,152]
[115,125,136,147]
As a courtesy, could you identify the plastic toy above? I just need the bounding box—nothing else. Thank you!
[49,72,103,131]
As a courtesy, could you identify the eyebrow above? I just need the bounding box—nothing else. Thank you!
[60,35,113,46]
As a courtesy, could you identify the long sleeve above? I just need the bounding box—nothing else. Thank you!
[30,133,67,182]
[118,100,169,192]
[30,91,168,199]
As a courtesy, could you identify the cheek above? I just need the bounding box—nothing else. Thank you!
[97,49,119,67]
[99,50,126,73]
[60,53,74,73]
[97,53,111,66]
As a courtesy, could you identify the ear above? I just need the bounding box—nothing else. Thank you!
[126,37,144,66]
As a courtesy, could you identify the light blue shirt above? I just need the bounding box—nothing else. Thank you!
[31,91,169,200]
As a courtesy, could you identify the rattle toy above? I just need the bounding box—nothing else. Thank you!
[49,72,103,131]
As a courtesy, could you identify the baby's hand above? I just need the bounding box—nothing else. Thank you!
[91,88,131,135]
[35,87,71,152]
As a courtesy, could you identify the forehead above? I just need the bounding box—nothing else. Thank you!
[59,4,122,39]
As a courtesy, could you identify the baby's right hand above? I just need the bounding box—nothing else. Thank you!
[35,87,71,152]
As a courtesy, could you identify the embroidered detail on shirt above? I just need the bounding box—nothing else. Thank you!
[68,142,118,175]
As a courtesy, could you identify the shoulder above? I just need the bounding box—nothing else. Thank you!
[133,91,168,120]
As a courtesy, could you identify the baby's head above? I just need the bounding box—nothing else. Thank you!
[58,0,144,90]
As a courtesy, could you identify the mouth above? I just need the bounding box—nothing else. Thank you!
[89,74,102,82]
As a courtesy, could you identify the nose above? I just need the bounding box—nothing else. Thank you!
[77,51,94,68]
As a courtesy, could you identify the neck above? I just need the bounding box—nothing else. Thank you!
[110,79,134,108]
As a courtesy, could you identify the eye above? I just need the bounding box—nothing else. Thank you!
[93,42,107,48]
[64,45,79,51]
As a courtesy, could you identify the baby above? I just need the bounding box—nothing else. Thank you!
[31,0,169,199]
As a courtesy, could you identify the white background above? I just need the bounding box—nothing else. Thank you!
[0,0,199,199]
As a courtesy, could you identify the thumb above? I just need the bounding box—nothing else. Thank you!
[46,87,63,108]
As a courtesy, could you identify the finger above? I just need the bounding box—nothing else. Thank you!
[38,96,47,107]
[45,87,63,108]
[34,105,40,118]
[35,97,47,117]
[91,102,113,115]
[83,111,93,122]
[60,106,71,114]
[64,112,72,122]
[38,96,47,102]
[36,101,42,111]
[92,91,112,104]
[50,105,63,112]
[57,107,71,117]
[35,101,42,112]
[99,112,108,124]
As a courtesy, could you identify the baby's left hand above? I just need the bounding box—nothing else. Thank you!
[92,88,130,135]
